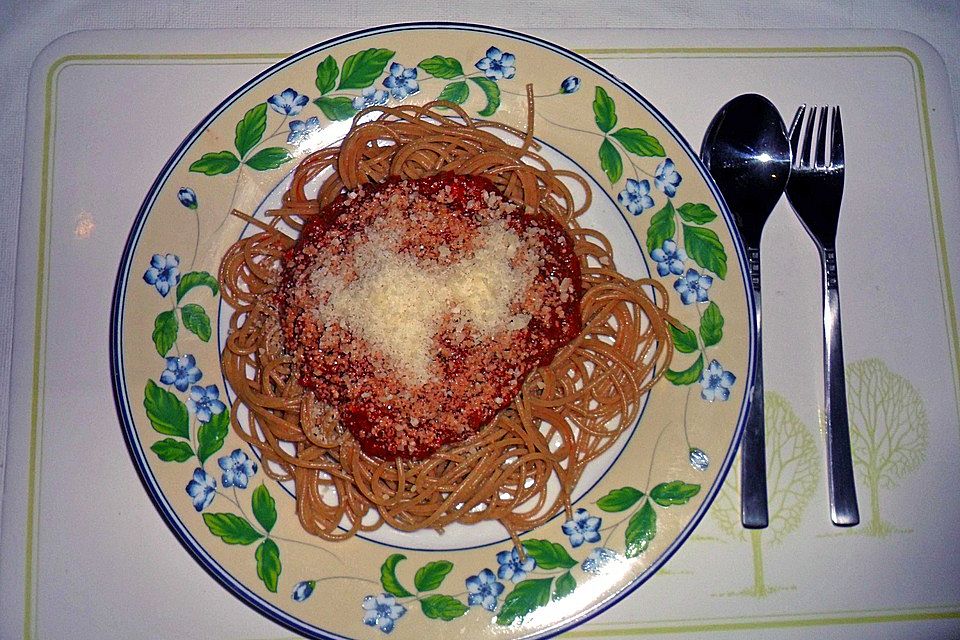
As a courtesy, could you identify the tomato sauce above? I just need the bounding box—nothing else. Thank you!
[280,173,581,459]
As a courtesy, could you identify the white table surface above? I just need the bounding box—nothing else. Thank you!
[1,5,960,640]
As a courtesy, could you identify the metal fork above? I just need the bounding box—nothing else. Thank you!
[785,105,860,526]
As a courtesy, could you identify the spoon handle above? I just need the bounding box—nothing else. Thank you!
[821,247,860,526]
[741,247,769,529]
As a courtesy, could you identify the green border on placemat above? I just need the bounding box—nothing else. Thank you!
[22,45,960,639]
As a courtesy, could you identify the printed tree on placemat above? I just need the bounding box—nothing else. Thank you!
[846,358,928,537]
[711,391,818,597]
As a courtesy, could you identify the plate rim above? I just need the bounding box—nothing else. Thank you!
[109,20,755,640]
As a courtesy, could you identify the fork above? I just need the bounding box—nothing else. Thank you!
[785,105,860,527]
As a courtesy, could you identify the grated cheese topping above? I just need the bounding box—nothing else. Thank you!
[316,220,536,383]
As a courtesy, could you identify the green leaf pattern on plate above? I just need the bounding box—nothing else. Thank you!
[203,513,263,545]
[469,77,500,117]
[196,409,229,465]
[417,55,464,79]
[437,81,470,105]
[581,85,735,401]
[414,560,454,592]
[150,438,194,462]
[256,538,282,593]
[234,103,267,160]
[151,309,178,357]
[144,380,189,438]
[314,96,359,121]
[338,48,396,90]
[315,55,339,95]
[180,303,211,342]
[420,595,469,620]
[380,554,415,598]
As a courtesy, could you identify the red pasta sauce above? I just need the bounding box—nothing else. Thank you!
[279,173,581,459]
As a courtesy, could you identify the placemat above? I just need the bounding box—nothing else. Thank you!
[1,27,958,639]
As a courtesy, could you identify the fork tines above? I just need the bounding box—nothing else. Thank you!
[790,105,844,170]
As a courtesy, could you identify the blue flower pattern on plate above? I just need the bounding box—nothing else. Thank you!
[218,449,257,489]
[353,86,389,110]
[159,354,202,392]
[465,568,505,611]
[561,508,601,548]
[268,88,309,116]
[143,253,180,297]
[673,268,713,304]
[654,158,682,197]
[617,179,654,215]
[475,47,516,80]
[560,75,580,94]
[689,447,710,471]
[650,239,687,276]
[287,116,321,146]
[292,580,316,602]
[700,359,736,402]
[382,63,419,100]
[187,384,226,423]
[496,547,536,583]
[185,467,216,511]
[581,547,618,574]
[362,594,407,633]
[177,187,198,209]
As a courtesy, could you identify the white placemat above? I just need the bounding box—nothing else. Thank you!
[2,26,959,640]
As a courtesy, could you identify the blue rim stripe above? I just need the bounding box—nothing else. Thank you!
[109,21,755,640]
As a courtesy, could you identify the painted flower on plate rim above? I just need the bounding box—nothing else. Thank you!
[383,63,419,100]
[187,384,226,423]
[651,239,687,276]
[700,359,736,402]
[561,508,602,548]
[654,158,682,197]
[143,253,180,297]
[292,580,316,602]
[268,87,309,116]
[617,179,654,215]
[560,75,581,94]
[159,354,202,392]
[287,116,322,146]
[361,594,407,633]
[218,449,258,489]
[177,187,198,209]
[353,86,389,110]
[496,547,536,583]
[466,568,505,611]
[185,467,216,511]
[475,46,516,80]
[674,268,713,304]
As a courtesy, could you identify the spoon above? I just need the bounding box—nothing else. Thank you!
[701,94,792,529]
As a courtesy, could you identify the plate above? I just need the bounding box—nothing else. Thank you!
[111,22,753,640]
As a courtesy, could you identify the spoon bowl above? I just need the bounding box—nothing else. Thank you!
[702,94,792,247]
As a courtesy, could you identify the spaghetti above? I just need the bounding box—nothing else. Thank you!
[219,93,675,543]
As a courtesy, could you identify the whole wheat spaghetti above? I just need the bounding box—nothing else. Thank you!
[219,92,675,544]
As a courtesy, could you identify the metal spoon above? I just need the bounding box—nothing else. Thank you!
[701,94,792,529]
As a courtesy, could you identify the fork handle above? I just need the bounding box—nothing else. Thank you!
[821,247,860,526]
[741,247,769,529]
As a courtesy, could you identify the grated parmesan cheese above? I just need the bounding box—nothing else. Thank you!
[315,221,535,383]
